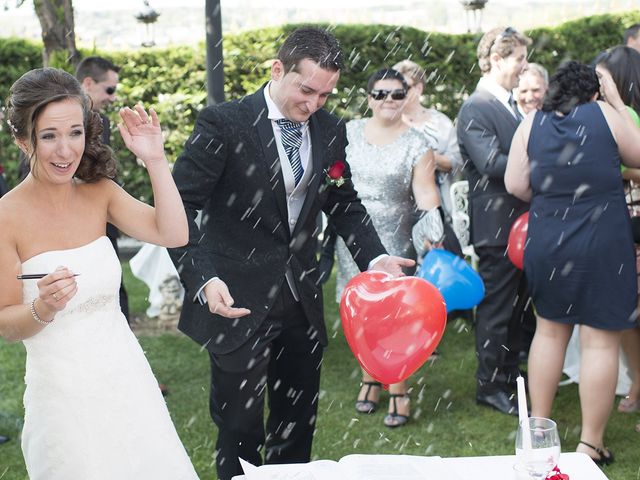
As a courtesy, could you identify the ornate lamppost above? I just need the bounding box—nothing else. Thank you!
[460,0,488,33]
[135,0,160,47]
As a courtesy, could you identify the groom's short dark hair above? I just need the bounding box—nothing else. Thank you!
[277,27,344,74]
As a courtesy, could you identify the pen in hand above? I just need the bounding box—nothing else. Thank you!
[17,273,81,280]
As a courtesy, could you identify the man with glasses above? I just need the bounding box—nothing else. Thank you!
[457,27,534,416]
[75,57,130,323]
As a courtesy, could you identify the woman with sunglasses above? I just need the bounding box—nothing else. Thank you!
[333,68,444,428]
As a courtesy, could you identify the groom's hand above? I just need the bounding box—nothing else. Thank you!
[371,255,416,277]
[204,279,251,319]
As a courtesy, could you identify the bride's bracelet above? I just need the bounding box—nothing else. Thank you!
[30,299,54,326]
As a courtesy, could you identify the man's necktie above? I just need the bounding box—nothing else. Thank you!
[276,118,304,185]
[508,95,523,121]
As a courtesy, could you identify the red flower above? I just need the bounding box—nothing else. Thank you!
[0,164,4,175]
[327,160,346,179]
[546,465,569,480]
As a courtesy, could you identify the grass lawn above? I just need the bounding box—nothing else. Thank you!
[0,263,638,478]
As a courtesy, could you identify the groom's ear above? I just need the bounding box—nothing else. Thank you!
[271,59,285,82]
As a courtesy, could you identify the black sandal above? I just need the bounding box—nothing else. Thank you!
[578,440,614,466]
[355,381,381,414]
[383,393,410,428]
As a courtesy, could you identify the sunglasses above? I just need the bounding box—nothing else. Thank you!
[492,27,517,49]
[104,86,117,95]
[369,89,407,101]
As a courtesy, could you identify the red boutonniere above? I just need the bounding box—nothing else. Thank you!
[0,164,4,175]
[325,160,346,187]
[547,465,569,480]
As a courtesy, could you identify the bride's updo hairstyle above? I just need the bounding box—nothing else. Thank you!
[6,67,116,182]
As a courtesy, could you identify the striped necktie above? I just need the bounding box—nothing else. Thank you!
[276,118,304,185]
[508,95,523,121]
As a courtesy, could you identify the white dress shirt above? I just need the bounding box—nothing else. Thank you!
[478,76,519,120]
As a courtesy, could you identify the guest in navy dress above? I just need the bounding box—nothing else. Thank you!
[505,61,640,465]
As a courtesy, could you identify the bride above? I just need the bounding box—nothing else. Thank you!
[0,68,198,479]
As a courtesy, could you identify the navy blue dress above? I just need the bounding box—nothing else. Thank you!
[525,102,636,330]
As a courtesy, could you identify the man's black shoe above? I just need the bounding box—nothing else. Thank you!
[0,435,9,444]
[476,387,519,416]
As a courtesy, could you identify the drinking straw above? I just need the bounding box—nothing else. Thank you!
[516,375,532,451]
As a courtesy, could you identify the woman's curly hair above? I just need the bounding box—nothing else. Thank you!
[6,67,116,182]
[542,61,599,115]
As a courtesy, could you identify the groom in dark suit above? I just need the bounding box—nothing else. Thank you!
[457,27,535,416]
[170,27,412,480]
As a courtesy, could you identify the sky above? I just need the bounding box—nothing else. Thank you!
[6,0,388,13]
[1,0,638,49]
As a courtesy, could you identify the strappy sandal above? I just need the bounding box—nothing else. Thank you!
[617,396,640,413]
[355,381,381,414]
[383,393,410,428]
[578,440,615,466]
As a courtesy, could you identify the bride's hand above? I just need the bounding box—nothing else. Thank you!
[118,105,165,167]
[37,267,78,313]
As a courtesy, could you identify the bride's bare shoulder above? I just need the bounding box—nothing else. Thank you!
[0,182,30,221]
[77,177,120,194]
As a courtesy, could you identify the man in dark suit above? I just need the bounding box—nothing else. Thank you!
[169,27,412,480]
[457,27,533,416]
[75,56,130,322]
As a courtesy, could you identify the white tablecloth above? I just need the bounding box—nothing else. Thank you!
[231,452,608,479]
[444,452,607,479]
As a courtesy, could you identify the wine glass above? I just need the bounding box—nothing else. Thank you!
[515,417,561,479]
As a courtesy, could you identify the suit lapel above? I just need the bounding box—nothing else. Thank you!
[292,114,324,237]
[246,89,289,232]
[475,86,519,130]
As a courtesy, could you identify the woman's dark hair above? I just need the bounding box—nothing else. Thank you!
[366,68,408,93]
[542,61,599,115]
[6,67,116,182]
[598,46,640,115]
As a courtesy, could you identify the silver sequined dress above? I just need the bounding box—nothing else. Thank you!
[335,118,432,302]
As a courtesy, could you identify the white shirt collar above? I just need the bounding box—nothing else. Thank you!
[263,81,308,126]
[478,76,513,106]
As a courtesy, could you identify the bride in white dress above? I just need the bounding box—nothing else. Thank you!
[0,68,198,479]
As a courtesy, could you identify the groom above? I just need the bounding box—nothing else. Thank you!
[169,27,413,480]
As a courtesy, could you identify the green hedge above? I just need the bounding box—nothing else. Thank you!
[1,11,639,201]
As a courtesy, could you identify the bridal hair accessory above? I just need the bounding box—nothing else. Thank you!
[30,299,53,325]
[325,160,346,187]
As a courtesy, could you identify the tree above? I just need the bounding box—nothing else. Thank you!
[6,0,78,67]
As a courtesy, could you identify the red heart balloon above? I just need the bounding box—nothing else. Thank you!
[507,211,529,270]
[340,271,447,385]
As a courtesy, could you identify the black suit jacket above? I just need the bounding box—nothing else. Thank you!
[169,87,386,354]
[457,86,528,247]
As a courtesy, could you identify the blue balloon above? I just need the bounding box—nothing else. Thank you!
[416,249,485,312]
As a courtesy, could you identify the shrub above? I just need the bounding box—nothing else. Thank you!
[1,11,639,201]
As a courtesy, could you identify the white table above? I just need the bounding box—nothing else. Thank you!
[231,452,608,479]
[444,452,608,479]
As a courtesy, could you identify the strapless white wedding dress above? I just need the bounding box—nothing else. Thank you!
[20,236,198,479]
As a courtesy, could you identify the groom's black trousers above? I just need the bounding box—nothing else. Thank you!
[208,286,323,480]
